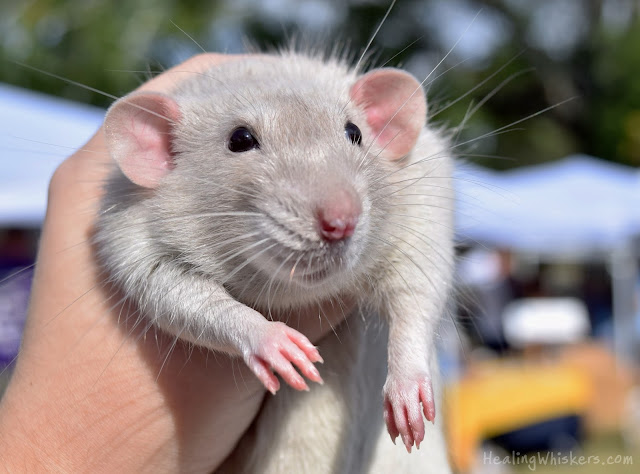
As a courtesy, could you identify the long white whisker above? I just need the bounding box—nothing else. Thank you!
[156,330,185,381]
[362,10,482,158]
[170,19,207,53]
[354,0,397,74]
[453,97,576,149]
[12,61,175,124]
[221,242,278,284]
[266,253,294,320]
[383,222,453,270]
[430,53,527,119]
[378,36,424,68]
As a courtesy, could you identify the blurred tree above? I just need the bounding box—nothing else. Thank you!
[1,0,638,168]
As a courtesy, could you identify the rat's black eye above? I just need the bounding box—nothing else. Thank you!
[344,122,362,146]
[228,127,259,152]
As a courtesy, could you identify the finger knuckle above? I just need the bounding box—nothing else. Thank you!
[48,158,78,201]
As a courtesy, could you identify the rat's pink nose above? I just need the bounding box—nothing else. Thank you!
[317,188,361,241]
[319,215,358,240]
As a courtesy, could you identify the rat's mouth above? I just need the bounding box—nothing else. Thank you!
[251,248,339,288]
[250,213,357,287]
[291,265,330,285]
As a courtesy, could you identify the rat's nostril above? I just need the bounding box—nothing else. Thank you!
[316,186,362,241]
[317,211,359,241]
[321,219,340,235]
[320,218,349,240]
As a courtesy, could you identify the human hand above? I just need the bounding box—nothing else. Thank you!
[0,53,351,473]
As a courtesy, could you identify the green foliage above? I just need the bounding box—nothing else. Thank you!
[1,0,638,169]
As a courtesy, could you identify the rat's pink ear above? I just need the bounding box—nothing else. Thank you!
[350,68,426,160]
[104,92,181,188]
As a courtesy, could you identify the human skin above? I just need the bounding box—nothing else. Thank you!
[0,54,350,473]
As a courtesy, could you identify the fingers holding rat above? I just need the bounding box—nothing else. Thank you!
[136,53,249,93]
[243,321,324,394]
[383,373,435,452]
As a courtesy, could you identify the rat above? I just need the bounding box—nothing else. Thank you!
[96,50,454,473]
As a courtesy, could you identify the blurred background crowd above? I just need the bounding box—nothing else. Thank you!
[2,1,640,472]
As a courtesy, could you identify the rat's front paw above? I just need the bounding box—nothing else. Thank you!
[383,373,435,452]
[243,321,324,394]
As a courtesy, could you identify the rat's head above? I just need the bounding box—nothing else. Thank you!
[104,55,426,308]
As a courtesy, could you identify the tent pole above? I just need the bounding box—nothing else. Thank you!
[610,243,638,365]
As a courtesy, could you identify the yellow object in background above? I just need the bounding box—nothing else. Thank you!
[445,361,592,472]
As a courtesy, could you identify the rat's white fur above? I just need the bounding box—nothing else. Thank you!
[97,51,454,473]
[216,120,454,473]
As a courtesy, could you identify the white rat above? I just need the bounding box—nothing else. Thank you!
[97,50,454,473]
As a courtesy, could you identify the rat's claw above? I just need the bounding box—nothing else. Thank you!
[397,409,415,453]
[269,352,310,391]
[383,372,434,452]
[420,379,436,423]
[244,321,323,392]
[284,326,323,363]
[388,396,413,452]
[384,399,400,444]
[246,355,280,394]
[280,332,324,384]
[281,346,323,384]
[407,400,425,449]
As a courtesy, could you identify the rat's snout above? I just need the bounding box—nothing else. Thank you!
[316,187,362,241]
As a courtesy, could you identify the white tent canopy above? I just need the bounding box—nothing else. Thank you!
[455,156,640,362]
[455,155,640,257]
[0,83,105,227]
